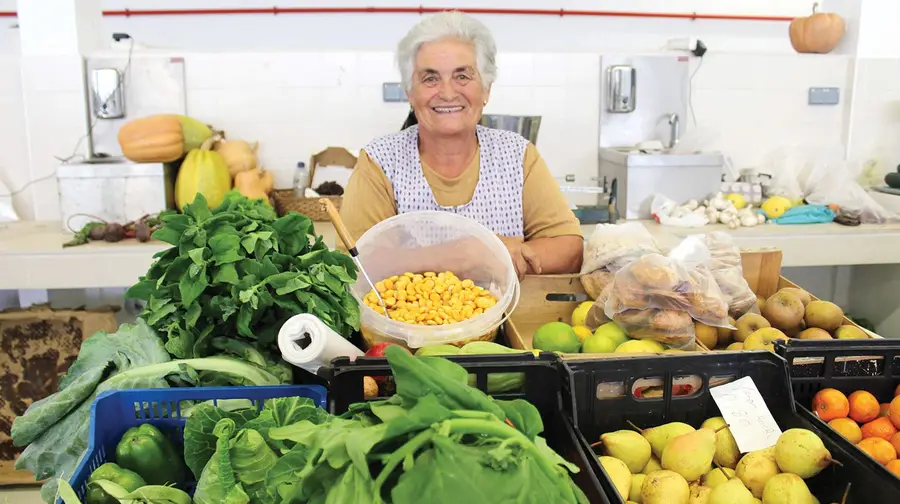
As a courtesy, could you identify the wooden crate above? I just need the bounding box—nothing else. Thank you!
[504,250,871,356]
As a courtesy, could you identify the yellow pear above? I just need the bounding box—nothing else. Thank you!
[701,417,741,469]
[641,470,690,504]
[640,422,696,459]
[761,473,814,504]
[599,456,632,500]
[601,430,652,473]
[702,467,735,488]
[773,429,832,479]
[726,342,744,351]
[743,327,788,352]
[630,474,646,504]
[736,449,781,498]
[662,427,718,482]
[642,455,663,475]
[709,478,756,504]
[689,483,712,504]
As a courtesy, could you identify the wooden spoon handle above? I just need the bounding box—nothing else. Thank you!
[319,198,357,251]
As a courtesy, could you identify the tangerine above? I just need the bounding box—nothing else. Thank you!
[858,437,898,465]
[849,390,880,423]
[890,396,900,430]
[887,459,900,477]
[895,383,900,397]
[881,403,892,418]
[811,388,849,422]
[828,417,862,444]
[861,416,898,441]
[891,431,900,458]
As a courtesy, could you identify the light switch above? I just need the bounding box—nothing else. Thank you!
[808,87,840,106]
[382,82,406,103]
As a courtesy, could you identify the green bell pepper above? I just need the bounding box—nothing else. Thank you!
[85,462,146,504]
[115,423,186,486]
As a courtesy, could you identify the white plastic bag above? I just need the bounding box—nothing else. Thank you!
[650,194,708,228]
[802,157,900,224]
[580,222,660,275]
[760,146,807,203]
[0,180,19,222]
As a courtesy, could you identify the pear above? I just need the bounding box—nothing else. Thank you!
[601,430,653,473]
[736,449,781,498]
[774,429,832,479]
[709,478,756,504]
[689,483,712,504]
[630,474,646,504]
[702,467,735,488]
[701,417,741,469]
[599,456,632,500]
[642,455,663,474]
[641,470,690,504]
[761,473,814,504]
[662,427,717,482]
[640,422,696,459]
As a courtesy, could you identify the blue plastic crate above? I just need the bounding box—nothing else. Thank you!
[62,385,326,503]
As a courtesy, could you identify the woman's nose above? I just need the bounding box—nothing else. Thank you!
[438,79,458,100]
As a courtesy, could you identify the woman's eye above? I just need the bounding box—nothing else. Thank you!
[423,75,438,82]
[455,74,471,80]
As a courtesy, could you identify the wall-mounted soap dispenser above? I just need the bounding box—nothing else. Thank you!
[605,65,636,113]
[90,68,125,119]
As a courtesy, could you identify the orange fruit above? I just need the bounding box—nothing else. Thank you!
[858,437,898,465]
[887,459,900,477]
[828,417,863,444]
[881,403,892,418]
[891,396,900,429]
[849,390,880,423]
[895,383,900,397]
[861,417,899,441]
[811,388,850,421]
[891,431,900,457]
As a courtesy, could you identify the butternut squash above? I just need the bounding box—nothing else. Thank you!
[234,168,274,205]
[789,3,845,54]
[214,139,259,178]
[117,114,215,163]
[174,136,232,211]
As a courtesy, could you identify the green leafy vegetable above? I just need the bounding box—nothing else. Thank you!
[126,192,360,366]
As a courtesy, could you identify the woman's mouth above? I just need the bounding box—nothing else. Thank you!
[432,106,464,114]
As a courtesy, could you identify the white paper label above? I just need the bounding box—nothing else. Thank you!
[709,376,782,453]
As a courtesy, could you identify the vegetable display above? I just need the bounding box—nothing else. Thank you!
[173,137,233,211]
[115,424,186,486]
[213,139,260,178]
[117,114,215,164]
[125,191,359,367]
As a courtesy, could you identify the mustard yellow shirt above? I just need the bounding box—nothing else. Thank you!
[340,143,582,244]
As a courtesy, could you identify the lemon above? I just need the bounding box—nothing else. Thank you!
[533,322,582,353]
[582,334,617,354]
[571,301,593,327]
[762,196,792,219]
[572,325,593,343]
[594,321,629,347]
[725,193,746,210]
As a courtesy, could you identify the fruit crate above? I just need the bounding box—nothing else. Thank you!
[561,350,900,504]
[327,352,609,503]
[61,385,327,504]
[777,338,900,487]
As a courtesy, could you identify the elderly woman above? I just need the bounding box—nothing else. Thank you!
[340,11,583,279]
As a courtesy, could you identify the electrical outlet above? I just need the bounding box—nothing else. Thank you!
[382,82,406,102]
[808,87,840,105]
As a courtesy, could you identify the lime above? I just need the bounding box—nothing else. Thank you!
[571,301,593,327]
[582,334,617,354]
[532,322,582,353]
[594,322,629,347]
[572,325,593,343]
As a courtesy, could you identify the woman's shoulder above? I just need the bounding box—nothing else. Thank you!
[363,126,418,167]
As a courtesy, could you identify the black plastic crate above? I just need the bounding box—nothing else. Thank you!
[327,352,609,504]
[562,351,900,504]
[777,338,900,488]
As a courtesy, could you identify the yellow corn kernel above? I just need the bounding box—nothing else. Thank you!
[424,271,436,278]
[461,279,474,288]
[385,297,397,307]
[429,292,441,303]
[474,297,491,309]
[383,278,394,290]
[375,281,386,293]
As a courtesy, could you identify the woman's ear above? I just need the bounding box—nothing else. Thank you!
[483,84,492,107]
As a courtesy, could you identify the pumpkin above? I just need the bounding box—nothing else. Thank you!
[214,139,259,178]
[789,2,845,54]
[174,136,232,211]
[117,114,215,163]
[234,168,275,204]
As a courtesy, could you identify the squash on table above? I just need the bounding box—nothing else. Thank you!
[118,114,215,163]
[789,2,845,54]
[214,139,259,178]
[174,136,232,210]
[234,168,274,204]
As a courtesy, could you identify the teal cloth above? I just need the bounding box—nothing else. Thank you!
[769,205,836,224]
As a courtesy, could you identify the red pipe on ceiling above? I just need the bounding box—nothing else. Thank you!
[0,6,795,22]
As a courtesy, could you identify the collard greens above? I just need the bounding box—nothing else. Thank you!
[126,192,360,363]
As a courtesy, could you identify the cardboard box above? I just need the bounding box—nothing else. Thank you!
[504,250,871,355]
[0,305,118,485]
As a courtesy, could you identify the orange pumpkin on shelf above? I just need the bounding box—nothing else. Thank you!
[789,2,846,54]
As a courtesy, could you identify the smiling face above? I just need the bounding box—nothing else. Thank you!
[407,38,489,138]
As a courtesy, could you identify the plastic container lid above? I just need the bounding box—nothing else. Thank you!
[351,211,520,348]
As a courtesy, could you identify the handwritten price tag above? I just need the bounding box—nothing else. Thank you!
[709,376,782,453]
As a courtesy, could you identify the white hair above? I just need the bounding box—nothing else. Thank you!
[397,11,497,92]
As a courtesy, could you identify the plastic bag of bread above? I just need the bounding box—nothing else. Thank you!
[696,232,759,318]
[580,222,660,299]
[614,308,696,349]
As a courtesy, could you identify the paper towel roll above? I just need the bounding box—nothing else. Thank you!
[277,313,364,374]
